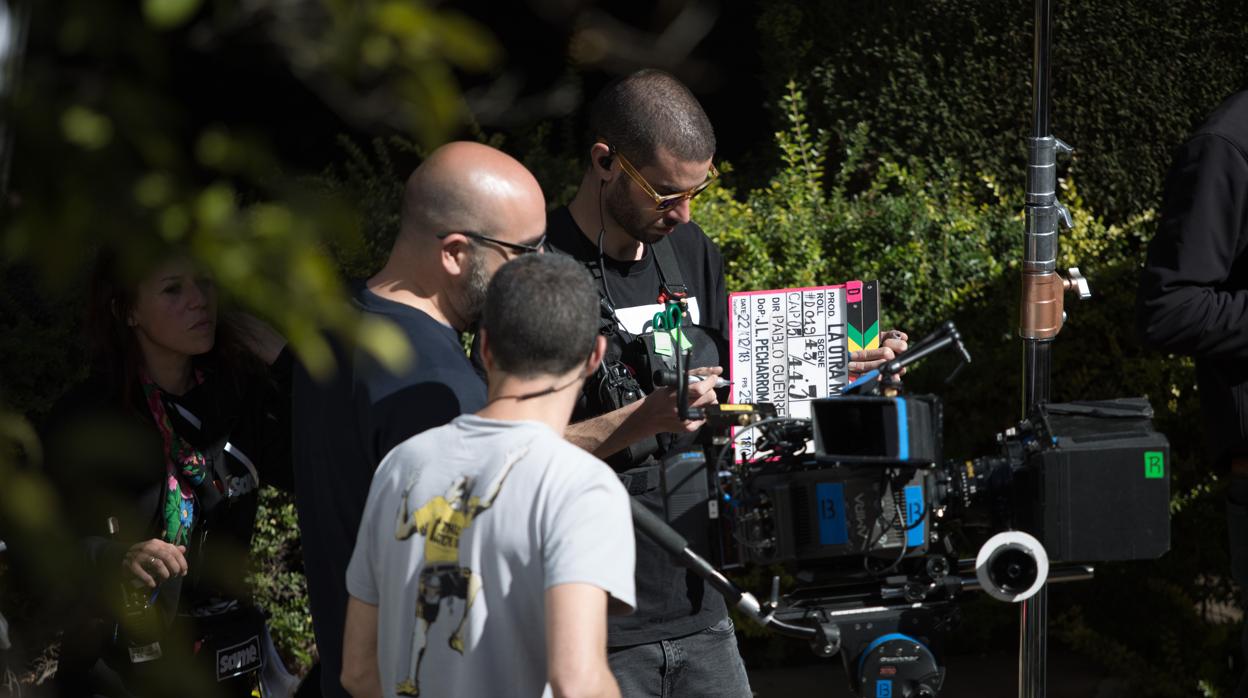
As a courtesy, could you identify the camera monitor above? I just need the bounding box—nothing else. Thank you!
[811,396,941,465]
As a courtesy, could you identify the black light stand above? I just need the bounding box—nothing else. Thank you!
[1018,1,1091,695]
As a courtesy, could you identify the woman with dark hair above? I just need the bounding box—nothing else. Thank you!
[45,247,292,697]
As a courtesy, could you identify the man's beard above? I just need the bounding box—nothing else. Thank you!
[461,251,491,326]
[605,178,667,245]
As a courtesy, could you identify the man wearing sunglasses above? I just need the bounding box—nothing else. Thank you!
[551,69,909,698]
[538,68,748,698]
[291,141,547,698]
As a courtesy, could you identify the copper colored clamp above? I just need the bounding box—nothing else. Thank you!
[1020,272,1064,339]
[1020,267,1090,340]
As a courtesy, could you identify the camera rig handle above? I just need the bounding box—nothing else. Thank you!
[845,321,972,395]
[628,498,833,644]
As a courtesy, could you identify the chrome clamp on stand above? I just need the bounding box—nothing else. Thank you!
[1017,1,1092,696]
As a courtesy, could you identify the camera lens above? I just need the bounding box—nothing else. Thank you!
[990,546,1038,593]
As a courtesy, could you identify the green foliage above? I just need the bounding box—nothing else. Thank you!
[2,0,502,682]
[142,0,203,29]
[5,0,503,385]
[247,488,316,673]
[509,121,585,209]
[0,267,87,418]
[314,135,426,279]
[699,83,1019,333]
[0,411,82,680]
[756,0,1248,223]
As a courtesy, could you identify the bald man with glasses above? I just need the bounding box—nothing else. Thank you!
[291,141,547,698]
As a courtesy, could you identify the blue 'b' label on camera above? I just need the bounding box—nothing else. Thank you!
[904,484,925,548]
[816,482,849,545]
[876,679,893,697]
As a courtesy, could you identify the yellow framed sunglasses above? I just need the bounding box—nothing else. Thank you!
[601,141,719,211]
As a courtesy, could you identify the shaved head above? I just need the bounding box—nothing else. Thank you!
[399,141,545,245]
[588,69,715,168]
[373,141,546,332]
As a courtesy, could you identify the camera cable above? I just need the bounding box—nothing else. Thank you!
[595,180,632,342]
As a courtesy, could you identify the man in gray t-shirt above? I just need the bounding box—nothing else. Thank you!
[342,254,635,698]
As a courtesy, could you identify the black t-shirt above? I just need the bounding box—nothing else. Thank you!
[291,283,487,698]
[546,206,731,646]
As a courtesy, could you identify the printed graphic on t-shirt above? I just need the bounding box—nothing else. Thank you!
[390,448,523,696]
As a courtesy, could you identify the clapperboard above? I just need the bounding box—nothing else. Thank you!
[727,280,880,460]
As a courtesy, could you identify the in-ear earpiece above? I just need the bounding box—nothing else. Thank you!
[599,156,613,171]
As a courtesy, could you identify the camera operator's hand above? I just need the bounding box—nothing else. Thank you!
[122,539,189,588]
[567,367,723,459]
[636,366,722,434]
[848,330,909,381]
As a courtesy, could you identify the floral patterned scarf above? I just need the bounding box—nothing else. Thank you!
[139,369,209,546]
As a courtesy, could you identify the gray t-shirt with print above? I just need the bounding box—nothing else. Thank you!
[346,414,636,698]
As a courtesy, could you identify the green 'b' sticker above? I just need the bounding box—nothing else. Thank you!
[1144,451,1165,479]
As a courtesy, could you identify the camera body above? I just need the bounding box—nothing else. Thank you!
[700,395,1168,573]
[725,396,944,567]
[652,391,1169,698]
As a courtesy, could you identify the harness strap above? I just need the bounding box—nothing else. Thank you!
[650,236,689,303]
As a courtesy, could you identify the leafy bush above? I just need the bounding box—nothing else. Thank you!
[5,0,507,674]
[247,488,316,674]
[755,0,1248,224]
[699,82,1020,332]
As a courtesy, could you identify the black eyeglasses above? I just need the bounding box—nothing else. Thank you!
[437,231,546,256]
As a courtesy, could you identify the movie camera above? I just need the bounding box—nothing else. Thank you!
[634,311,1171,698]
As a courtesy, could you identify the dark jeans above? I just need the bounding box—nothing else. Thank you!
[607,617,752,698]
[1227,475,1248,698]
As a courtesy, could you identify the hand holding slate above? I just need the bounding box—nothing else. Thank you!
[848,330,909,381]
